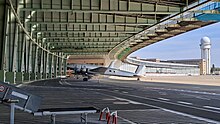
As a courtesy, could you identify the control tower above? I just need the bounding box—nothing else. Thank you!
[200,37,211,74]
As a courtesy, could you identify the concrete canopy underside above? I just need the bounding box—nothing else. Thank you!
[18,0,197,60]
[17,0,220,61]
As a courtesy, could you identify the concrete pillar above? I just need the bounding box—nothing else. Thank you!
[42,73,47,79]
[23,72,30,82]
[37,72,42,80]
[0,1,8,72]
[16,72,23,84]
[0,70,6,82]
[58,56,62,76]
[48,73,52,79]
[54,56,58,78]
[48,54,52,79]
[30,73,36,81]
[63,59,67,76]
[6,72,15,84]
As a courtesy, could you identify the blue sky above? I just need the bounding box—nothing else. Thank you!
[131,22,220,67]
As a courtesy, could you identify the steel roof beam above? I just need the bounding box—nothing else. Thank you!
[20,8,178,15]
[33,30,139,34]
[40,36,127,39]
[48,41,120,44]
[50,49,111,52]
[119,0,185,6]
[63,52,109,55]
[27,21,153,26]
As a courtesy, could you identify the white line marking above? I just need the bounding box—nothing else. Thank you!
[122,91,128,93]
[114,97,143,105]
[117,109,155,112]
[117,116,137,124]
[158,98,170,101]
[177,101,193,105]
[63,80,72,85]
[101,91,220,124]
[147,87,219,96]
[203,106,220,111]
[17,84,23,87]
[58,81,63,85]
[196,96,211,100]
[113,102,130,105]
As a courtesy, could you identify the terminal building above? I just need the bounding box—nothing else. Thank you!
[126,57,205,75]
[124,37,212,76]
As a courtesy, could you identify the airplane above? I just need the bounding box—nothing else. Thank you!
[66,62,145,81]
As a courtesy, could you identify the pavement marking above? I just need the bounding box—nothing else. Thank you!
[158,98,170,101]
[147,87,220,96]
[113,101,130,105]
[103,98,116,101]
[122,91,128,94]
[117,109,156,112]
[203,106,220,111]
[62,80,72,85]
[195,96,211,100]
[180,93,211,101]
[177,101,193,105]
[158,91,167,95]
[117,116,137,124]
[17,84,23,87]
[58,81,63,85]
[101,90,220,124]
[114,97,143,105]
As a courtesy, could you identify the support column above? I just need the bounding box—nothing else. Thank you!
[48,54,53,78]
[63,59,67,76]
[5,6,19,84]
[0,1,8,82]
[42,50,46,79]
[37,47,42,80]
[58,53,62,76]
[53,55,58,78]
[23,40,31,82]
[31,43,37,81]
[16,10,25,84]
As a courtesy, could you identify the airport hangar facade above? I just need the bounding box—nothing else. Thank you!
[0,0,220,84]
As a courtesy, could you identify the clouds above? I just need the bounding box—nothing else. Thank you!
[131,22,220,66]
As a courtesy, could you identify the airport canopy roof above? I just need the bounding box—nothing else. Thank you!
[18,0,209,60]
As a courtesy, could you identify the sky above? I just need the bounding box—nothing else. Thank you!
[130,22,220,67]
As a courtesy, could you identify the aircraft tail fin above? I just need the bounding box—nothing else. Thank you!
[135,65,146,76]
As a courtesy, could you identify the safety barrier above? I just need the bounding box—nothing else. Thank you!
[99,107,110,121]
[99,107,118,124]
[107,111,117,124]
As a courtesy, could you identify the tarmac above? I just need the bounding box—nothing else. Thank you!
[0,76,220,124]
[109,75,220,86]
